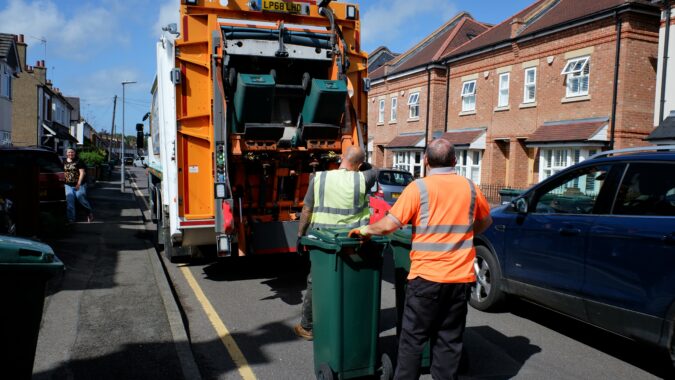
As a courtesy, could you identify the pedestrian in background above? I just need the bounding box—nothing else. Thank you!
[349,138,492,380]
[294,145,376,340]
[63,148,94,223]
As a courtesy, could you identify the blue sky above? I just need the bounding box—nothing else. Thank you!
[0,0,534,135]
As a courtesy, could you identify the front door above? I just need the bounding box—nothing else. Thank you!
[504,163,613,318]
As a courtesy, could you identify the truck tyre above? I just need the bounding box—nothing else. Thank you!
[469,245,505,311]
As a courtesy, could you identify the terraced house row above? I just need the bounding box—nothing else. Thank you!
[367,0,675,200]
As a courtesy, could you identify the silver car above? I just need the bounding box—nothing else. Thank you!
[371,169,414,205]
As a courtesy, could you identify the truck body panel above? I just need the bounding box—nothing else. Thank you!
[147,0,368,259]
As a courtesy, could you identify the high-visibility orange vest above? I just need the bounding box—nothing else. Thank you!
[389,172,487,283]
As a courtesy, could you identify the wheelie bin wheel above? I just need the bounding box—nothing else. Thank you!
[316,363,334,380]
[380,353,394,380]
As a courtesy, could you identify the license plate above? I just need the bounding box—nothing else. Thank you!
[260,0,312,15]
[392,192,401,199]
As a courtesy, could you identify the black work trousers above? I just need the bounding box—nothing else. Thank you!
[394,278,470,380]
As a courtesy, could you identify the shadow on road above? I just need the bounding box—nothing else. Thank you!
[507,299,675,379]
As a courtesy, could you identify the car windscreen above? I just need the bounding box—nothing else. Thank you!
[378,171,414,186]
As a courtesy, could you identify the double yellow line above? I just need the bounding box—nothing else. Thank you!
[181,267,257,380]
[130,170,256,379]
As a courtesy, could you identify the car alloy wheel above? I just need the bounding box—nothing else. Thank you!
[470,245,505,311]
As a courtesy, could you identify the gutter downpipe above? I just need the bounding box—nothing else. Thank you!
[659,1,671,123]
[425,67,431,148]
[610,10,622,150]
[444,64,451,132]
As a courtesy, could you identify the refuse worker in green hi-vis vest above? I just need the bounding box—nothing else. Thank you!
[293,145,377,341]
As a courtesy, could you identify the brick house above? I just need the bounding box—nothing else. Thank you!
[367,12,489,176]
[648,0,675,144]
[12,34,76,153]
[0,33,21,146]
[443,0,661,189]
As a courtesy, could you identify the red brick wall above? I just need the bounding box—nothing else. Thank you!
[367,68,447,168]
[446,13,658,187]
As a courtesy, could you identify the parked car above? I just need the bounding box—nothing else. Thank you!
[0,147,66,235]
[133,155,147,168]
[124,157,134,165]
[472,146,675,367]
[371,168,414,205]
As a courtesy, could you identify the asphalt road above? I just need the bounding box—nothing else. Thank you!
[130,167,675,380]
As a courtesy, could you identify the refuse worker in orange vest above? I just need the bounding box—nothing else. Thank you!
[349,138,492,380]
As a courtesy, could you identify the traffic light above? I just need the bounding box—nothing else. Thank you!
[136,123,144,149]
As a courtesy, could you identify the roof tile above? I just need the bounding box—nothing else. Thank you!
[527,121,607,143]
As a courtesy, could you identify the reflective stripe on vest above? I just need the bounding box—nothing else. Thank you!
[309,170,370,229]
[410,177,477,252]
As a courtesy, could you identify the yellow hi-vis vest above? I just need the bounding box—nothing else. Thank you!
[309,169,370,229]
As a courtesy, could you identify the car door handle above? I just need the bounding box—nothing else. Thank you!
[559,227,581,236]
[494,224,506,232]
[662,233,675,245]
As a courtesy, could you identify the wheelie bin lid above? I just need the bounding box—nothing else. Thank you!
[0,235,64,274]
[300,228,389,252]
[499,188,523,196]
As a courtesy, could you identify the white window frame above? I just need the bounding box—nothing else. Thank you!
[378,99,385,123]
[497,73,509,108]
[390,96,397,122]
[562,56,590,98]
[539,147,598,180]
[407,92,420,119]
[523,67,536,103]
[461,80,476,112]
[394,150,424,178]
[455,149,482,184]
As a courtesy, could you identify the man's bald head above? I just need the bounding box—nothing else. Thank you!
[340,146,366,171]
[425,138,456,168]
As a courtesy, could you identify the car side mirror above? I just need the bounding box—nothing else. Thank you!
[514,197,528,214]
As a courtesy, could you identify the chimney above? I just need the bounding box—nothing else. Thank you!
[16,34,27,71]
[510,18,524,39]
[33,60,47,84]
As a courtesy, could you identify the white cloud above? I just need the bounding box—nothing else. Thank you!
[153,0,180,37]
[358,0,457,52]
[0,0,128,62]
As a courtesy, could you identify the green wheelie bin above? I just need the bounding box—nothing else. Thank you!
[388,227,431,369]
[0,235,64,379]
[301,228,393,380]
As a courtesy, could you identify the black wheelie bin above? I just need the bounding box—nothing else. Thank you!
[301,228,393,380]
[388,227,431,368]
[0,235,64,379]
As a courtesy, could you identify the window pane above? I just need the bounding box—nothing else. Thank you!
[613,163,675,216]
[534,165,610,214]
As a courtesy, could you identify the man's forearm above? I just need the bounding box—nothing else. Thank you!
[361,214,400,236]
[297,206,312,237]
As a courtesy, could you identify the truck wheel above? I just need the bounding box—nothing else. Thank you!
[316,363,334,380]
[162,226,181,263]
[469,245,505,311]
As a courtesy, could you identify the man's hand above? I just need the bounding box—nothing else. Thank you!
[348,226,371,240]
[296,237,305,256]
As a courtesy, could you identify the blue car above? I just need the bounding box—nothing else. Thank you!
[471,146,675,366]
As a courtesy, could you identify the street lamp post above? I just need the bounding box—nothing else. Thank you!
[121,80,136,192]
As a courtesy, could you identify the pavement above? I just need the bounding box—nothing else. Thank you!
[32,167,201,380]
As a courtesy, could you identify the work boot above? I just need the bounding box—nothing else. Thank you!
[294,324,313,341]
